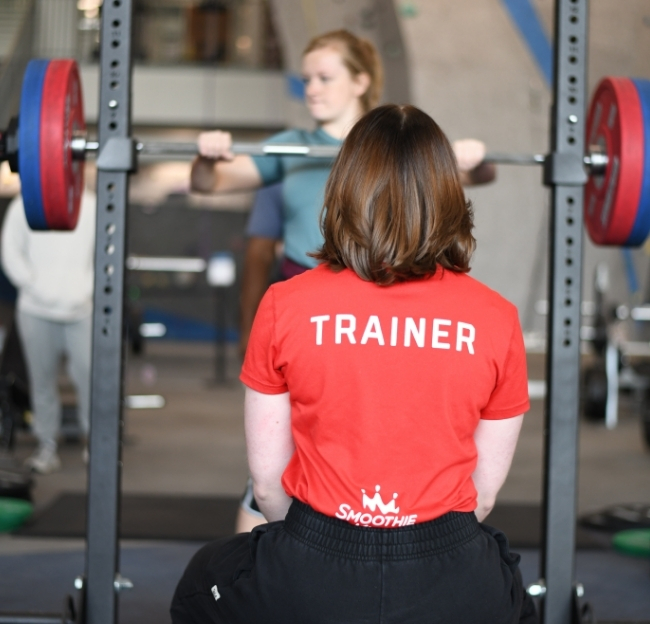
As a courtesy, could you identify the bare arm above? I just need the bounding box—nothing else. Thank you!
[245,388,294,521]
[240,238,278,359]
[454,139,497,186]
[190,130,263,193]
[472,415,524,521]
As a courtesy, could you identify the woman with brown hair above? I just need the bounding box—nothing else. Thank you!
[172,105,536,624]
[193,28,496,533]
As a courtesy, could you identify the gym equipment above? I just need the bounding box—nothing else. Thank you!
[0,1,633,623]
[580,503,650,532]
[584,77,645,245]
[0,497,32,532]
[3,62,650,250]
[612,528,650,557]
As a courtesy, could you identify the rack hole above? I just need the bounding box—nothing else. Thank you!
[570,15,578,23]
[106,223,116,235]
[564,339,571,347]
[112,19,120,27]
[104,285,113,295]
[565,298,572,307]
[111,40,120,48]
[569,76,577,84]
[109,121,117,130]
[105,265,115,276]
[569,55,577,64]
[107,182,115,192]
[565,318,572,326]
[113,0,121,6]
[566,257,573,266]
[569,96,577,104]
[104,306,112,315]
[567,197,575,205]
[111,60,119,68]
[569,36,578,44]
[106,244,115,255]
[568,136,575,144]
[102,327,109,336]
[110,81,119,90]
[566,237,574,246]
[107,203,115,212]
[566,277,573,286]
[567,216,574,226]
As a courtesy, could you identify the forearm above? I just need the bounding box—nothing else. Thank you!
[245,389,294,522]
[190,154,263,194]
[460,162,497,186]
[472,415,524,521]
[240,238,277,356]
[190,156,218,193]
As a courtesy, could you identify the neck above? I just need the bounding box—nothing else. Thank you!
[319,103,364,140]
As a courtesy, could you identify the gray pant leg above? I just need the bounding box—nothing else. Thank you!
[63,314,92,436]
[17,311,64,449]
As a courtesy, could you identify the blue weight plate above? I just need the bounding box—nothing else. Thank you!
[18,59,49,230]
[628,79,650,246]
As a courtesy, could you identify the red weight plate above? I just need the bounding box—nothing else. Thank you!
[584,77,644,245]
[39,60,85,230]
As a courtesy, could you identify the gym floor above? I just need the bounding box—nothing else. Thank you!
[1,343,650,622]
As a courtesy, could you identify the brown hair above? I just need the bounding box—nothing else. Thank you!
[303,30,383,113]
[313,105,475,285]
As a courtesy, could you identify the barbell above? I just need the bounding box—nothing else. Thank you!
[0,59,649,247]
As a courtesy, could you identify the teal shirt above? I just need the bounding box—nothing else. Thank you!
[252,128,342,269]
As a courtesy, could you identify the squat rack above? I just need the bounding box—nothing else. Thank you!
[5,1,592,623]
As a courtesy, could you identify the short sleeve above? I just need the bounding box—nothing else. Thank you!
[481,309,530,419]
[240,285,288,394]
[245,183,284,239]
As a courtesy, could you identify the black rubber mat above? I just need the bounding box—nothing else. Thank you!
[485,503,607,549]
[14,495,607,548]
[15,492,240,541]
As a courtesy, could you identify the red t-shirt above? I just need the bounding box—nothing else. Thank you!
[240,265,529,527]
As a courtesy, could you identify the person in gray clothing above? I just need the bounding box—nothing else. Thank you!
[1,190,96,473]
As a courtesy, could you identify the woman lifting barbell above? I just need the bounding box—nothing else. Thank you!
[172,104,536,624]
[190,29,498,534]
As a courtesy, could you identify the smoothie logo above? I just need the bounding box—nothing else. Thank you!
[335,484,417,527]
[362,485,400,514]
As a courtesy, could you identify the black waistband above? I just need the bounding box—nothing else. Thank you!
[283,500,480,561]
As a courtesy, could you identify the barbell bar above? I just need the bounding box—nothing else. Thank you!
[68,136,609,173]
[0,59,648,247]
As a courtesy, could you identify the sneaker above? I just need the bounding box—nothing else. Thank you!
[25,445,61,474]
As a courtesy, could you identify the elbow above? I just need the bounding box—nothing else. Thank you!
[475,495,496,523]
[252,482,276,506]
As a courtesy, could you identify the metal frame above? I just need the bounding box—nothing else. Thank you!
[83,0,593,622]
[541,1,589,623]
[84,1,134,623]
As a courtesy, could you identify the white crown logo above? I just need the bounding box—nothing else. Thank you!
[361,485,400,514]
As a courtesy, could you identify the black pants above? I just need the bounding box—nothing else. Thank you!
[171,500,538,624]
